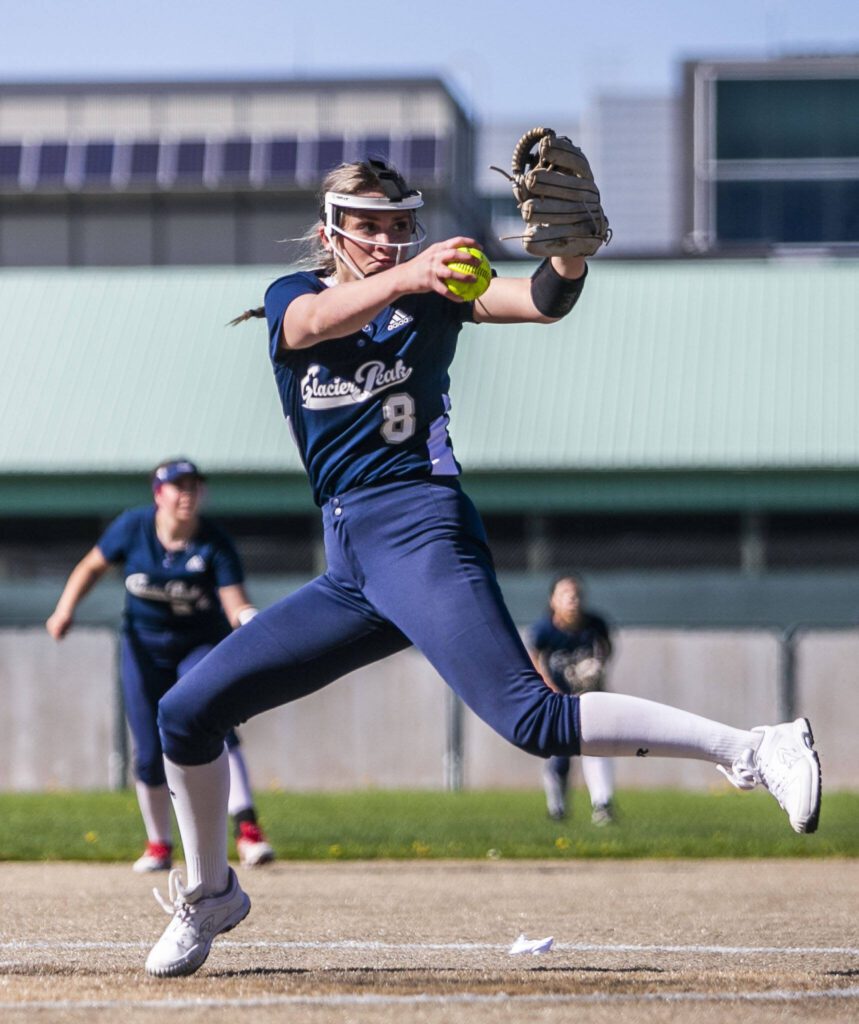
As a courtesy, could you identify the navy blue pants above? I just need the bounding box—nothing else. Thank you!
[158,479,581,766]
[122,626,238,786]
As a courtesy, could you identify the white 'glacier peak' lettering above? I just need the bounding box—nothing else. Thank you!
[301,359,413,410]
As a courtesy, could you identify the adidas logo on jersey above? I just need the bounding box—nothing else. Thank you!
[386,309,413,332]
[185,555,206,572]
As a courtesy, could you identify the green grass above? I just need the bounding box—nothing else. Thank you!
[1,789,856,863]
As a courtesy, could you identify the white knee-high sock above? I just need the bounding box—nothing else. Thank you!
[164,750,230,895]
[227,746,255,817]
[579,692,757,764]
[580,756,614,808]
[135,781,172,845]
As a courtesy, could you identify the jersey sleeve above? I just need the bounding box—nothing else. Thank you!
[264,273,324,365]
[525,617,550,653]
[95,509,136,564]
[430,289,476,326]
[208,524,245,588]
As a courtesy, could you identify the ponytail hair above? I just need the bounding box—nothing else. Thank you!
[227,306,266,327]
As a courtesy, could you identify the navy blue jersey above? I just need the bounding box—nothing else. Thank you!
[97,506,244,633]
[527,612,613,695]
[265,271,475,505]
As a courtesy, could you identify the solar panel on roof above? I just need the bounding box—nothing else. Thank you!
[315,137,344,173]
[37,142,68,181]
[175,140,205,179]
[222,138,252,178]
[358,136,391,163]
[0,143,22,183]
[407,136,437,176]
[129,142,159,178]
[83,142,114,179]
[268,138,297,179]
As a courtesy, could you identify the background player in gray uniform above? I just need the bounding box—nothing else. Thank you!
[46,458,274,871]
[528,574,615,824]
[141,156,821,979]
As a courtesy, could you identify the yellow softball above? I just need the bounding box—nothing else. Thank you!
[445,247,492,301]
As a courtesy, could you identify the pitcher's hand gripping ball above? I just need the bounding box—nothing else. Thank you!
[445,247,492,301]
[495,127,611,257]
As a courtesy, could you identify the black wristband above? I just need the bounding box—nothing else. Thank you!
[530,259,588,318]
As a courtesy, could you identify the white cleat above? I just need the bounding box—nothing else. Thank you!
[145,867,250,978]
[590,802,615,827]
[718,718,821,834]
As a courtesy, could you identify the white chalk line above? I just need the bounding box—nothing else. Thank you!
[2,938,858,956]
[2,987,859,1011]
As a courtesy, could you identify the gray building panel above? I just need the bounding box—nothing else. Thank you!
[587,95,683,255]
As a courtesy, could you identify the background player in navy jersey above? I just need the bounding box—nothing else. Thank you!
[46,458,274,872]
[142,157,821,978]
[527,574,615,824]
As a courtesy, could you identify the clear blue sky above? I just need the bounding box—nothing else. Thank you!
[2,0,856,122]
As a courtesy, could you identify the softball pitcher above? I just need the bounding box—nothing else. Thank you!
[142,137,821,978]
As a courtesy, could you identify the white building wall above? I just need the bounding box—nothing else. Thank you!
[0,85,459,141]
[0,96,70,138]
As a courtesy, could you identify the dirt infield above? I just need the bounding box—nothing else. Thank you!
[1,859,857,1023]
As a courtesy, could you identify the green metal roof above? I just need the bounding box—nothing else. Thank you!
[453,259,858,470]
[0,266,292,474]
[0,260,857,512]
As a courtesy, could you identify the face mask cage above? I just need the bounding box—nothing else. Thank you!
[321,164,426,278]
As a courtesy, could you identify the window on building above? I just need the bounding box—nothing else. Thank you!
[82,141,115,181]
[221,137,253,180]
[406,135,438,177]
[717,180,859,244]
[315,136,344,173]
[690,61,859,249]
[128,141,160,181]
[0,143,22,185]
[266,137,298,181]
[175,140,206,182]
[358,135,391,163]
[37,142,68,183]
[716,78,859,160]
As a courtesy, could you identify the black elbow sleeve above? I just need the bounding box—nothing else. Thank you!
[530,259,588,318]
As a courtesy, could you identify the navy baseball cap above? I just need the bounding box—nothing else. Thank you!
[152,458,206,489]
